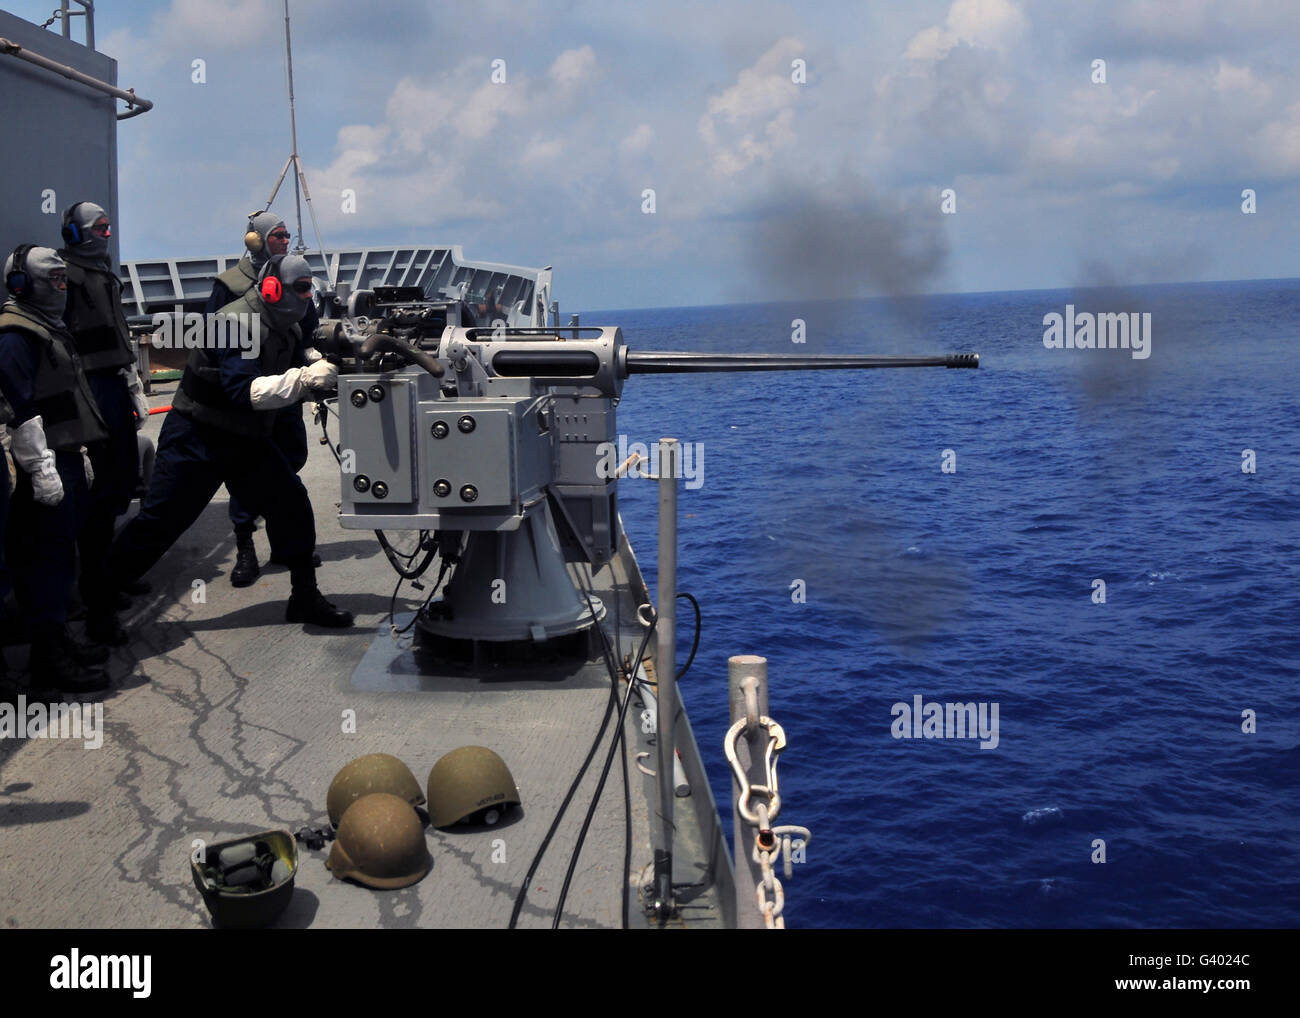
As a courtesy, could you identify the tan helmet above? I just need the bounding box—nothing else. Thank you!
[426,746,521,828]
[325,793,432,889]
[327,753,425,828]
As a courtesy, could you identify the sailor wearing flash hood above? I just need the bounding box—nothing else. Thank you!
[58,200,150,647]
[107,254,352,629]
[205,211,319,588]
[0,245,112,693]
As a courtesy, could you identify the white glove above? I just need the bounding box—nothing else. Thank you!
[304,346,324,364]
[11,417,63,506]
[248,361,339,410]
[120,364,149,430]
[249,367,307,410]
[301,358,337,394]
[81,446,94,488]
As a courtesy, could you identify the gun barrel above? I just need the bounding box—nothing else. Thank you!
[624,351,979,373]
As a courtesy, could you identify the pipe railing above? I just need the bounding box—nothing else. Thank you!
[0,28,153,120]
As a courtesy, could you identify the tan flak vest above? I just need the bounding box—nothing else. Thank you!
[214,255,258,300]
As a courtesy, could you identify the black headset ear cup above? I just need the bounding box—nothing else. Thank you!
[5,244,33,296]
[260,275,282,303]
[61,202,85,246]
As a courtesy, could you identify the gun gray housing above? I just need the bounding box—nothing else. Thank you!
[330,315,978,570]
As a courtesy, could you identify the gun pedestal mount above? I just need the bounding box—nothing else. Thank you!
[330,322,978,671]
[417,500,606,671]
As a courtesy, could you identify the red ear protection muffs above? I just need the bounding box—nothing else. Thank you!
[260,275,283,302]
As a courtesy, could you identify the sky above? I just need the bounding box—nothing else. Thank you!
[5,0,1299,310]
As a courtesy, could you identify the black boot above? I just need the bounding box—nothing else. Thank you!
[231,529,260,588]
[29,624,110,694]
[59,627,111,664]
[0,594,29,647]
[269,551,322,568]
[120,578,151,596]
[86,609,129,647]
[286,570,353,628]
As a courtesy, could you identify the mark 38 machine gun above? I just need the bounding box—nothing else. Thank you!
[312,285,979,667]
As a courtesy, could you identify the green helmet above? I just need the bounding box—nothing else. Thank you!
[426,746,521,828]
[190,830,298,928]
[327,753,425,828]
[326,793,432,889]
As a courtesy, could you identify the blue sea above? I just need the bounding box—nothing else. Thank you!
[605,280,1300,928]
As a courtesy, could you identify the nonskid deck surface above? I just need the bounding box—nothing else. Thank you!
[0,396,726,929]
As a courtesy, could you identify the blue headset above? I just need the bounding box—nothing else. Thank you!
[61,202,88,246]
[4,244,34,297]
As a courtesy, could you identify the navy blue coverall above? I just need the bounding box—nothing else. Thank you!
[204,283,317,538]
[105,331,317,588]
[0,332,92,626]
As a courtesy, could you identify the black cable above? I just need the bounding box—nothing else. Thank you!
[569,566,634,930]
[675,591,701,680]
[315,399,342,464]
[387,558,450,635]
[387,571,407,631]
[375,530,437,579]
[508,588,620,929]
[549,587,699,926]
[613,572,631,930]
[620,699,631,930]
[552,613,657,928]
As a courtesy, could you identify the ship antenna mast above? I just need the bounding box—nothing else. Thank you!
[263,0,334,286]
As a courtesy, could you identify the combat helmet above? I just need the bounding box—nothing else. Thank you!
[326,753,425,828]
[326,793,432,889]
[190,830,298,928]
[426,746,521,828]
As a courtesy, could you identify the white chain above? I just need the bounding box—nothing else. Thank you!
[725,715,812,929]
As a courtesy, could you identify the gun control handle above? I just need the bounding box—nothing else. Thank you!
[358,333,445,378]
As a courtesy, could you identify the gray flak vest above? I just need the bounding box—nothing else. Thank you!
[214,255,258,300]
[59,252,136,373]
[172,289,300,439]
[0,306,110,450]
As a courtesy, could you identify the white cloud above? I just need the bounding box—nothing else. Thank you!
[903,0,1027,62]
[521,136,563,165]
[385,77,457,152]
[698,38,804,176]
[903,26,959,62]
[706,37,803,122]
[1253,102,1300,174]
[101,0,279,69]
[453,77,533,140]
[620,124,655,155]
[945,0,1028,51]
[549,45,597,86]
[1214,59,1271,101]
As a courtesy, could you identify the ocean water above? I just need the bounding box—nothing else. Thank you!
[605,280,1300,928]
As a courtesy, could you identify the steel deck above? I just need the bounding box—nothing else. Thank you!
[0,388,732,929]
